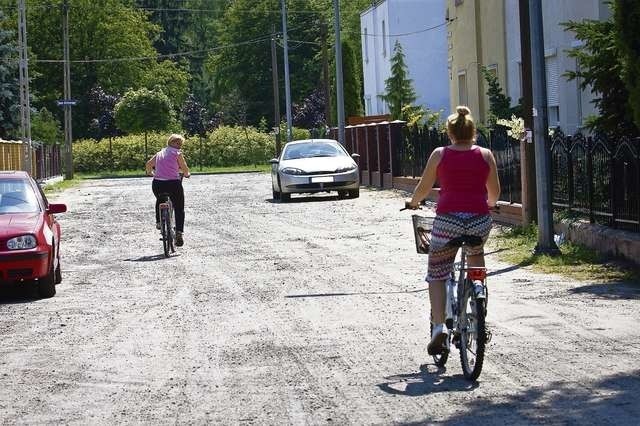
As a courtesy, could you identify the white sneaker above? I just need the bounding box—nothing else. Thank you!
[428,323,449,355]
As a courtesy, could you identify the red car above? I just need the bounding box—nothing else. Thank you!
[0,171,67,298]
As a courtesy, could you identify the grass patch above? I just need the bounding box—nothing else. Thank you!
[490,224,638,282]
[80,164,270,179]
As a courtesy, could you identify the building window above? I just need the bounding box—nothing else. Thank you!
[546,55,560,125]
[366,96,372,115]
[455,0,464,6]
[364,27,369,63]
[458,71,468,106]
[382,20,387,57]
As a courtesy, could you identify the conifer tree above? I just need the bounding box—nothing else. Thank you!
[614,0,640,131]
[379,41,417,121]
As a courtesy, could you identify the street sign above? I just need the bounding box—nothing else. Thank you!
[56,99,77,106]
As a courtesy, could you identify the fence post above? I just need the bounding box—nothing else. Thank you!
[567,135,574,212]
[586,136,594,224]
[609,141,616,228]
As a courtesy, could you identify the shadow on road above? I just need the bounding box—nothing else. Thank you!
[123,253,179,262]
[377,363,479,396]
[266,194,353,204]
[413,370,640,425]
[285,288,427,299]
[0,286,38,304]
[569,281,640,300]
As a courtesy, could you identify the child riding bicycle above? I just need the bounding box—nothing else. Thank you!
[145,134,191,247]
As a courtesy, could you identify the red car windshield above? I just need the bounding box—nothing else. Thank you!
[0,179,40,213]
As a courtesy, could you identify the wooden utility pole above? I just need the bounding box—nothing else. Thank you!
[519,0,537,225]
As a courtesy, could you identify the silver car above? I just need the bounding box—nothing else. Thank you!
[270,139,360,202]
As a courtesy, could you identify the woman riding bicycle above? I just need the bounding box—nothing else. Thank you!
[406,106,500,356]
[145,134,191,247]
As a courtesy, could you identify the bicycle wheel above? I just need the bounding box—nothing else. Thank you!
[169,208,176,253]
[161,208,171,257]
[458,279,486,381]
[430,322,449,367]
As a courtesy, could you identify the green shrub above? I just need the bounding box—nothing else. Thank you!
[73,127,276,172]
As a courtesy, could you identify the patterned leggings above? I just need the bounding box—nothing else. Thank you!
[426,213,492,282]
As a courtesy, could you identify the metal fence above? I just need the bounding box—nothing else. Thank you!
[394,124,522,204]
[551,130,639,231]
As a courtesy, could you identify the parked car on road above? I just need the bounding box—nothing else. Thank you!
[270,139,360,202]
[0,171,67,298]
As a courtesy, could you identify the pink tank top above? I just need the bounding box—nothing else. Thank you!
[153,146,181,181]
[436,146,490,214]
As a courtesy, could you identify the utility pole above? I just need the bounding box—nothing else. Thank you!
[321,20,331,130]
[519,0,537,225]
[17,0,32,175]
[529,0,559,255]
[270,26,282,156]
[333,0,345,145]
[62,0,73,179]
[280,0,292,142]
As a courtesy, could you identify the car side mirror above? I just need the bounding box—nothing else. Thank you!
[47,203,67,214]
[351,153,360,159]
[269,158,279,165]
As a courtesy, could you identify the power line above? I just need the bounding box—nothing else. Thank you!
[349,20,451,38]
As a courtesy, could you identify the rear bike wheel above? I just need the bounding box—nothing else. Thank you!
[430,322,449,367]
[161,208,171,257]
[458,279,486,381]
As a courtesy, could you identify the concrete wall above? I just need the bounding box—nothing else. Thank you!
[360,0,450,117]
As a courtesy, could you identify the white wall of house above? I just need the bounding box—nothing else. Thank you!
[360,0,450,118]
[505,0,610,135]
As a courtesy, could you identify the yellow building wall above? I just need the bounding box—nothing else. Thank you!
[447,0,507,125]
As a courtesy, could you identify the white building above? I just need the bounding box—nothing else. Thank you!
[505,0,611,135]
[360,0,450,118]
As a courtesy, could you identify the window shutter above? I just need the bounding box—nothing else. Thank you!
[546,56,559,107]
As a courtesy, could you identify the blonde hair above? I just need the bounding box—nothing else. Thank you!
[446,106,476,143]
[167,134,185,147]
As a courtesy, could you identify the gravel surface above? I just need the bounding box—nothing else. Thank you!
[1,172,639,425]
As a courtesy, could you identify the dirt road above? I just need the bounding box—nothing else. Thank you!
[1,173,639,425]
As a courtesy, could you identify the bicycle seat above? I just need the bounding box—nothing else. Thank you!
[445,234,483,248]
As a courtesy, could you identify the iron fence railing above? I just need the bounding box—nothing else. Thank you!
[395,124,522,204]
[551,130,639,231]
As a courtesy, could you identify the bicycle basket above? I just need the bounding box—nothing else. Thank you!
[411,215,434,254]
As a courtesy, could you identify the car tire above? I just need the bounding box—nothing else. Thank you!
[348,188,360,198]
[338,190,348,199]
[38,264,56,298]
[272,190,280,201]
[280,192,291,202]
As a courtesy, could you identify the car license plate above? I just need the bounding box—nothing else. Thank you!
[311,176,334,183]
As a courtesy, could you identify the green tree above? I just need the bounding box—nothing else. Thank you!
[142,60,190,109]
[206,0,323,126]
[481,66,513,125]
[564,8,638,136]
[0,10,20,139]
[3,0,162,139]
[114,88,175,158]
[342,40,363,118]
[614,0,640,131]
[31,108,62,146]
[379,41,417,121]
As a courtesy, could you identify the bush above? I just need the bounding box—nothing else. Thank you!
[73,127,276,172]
